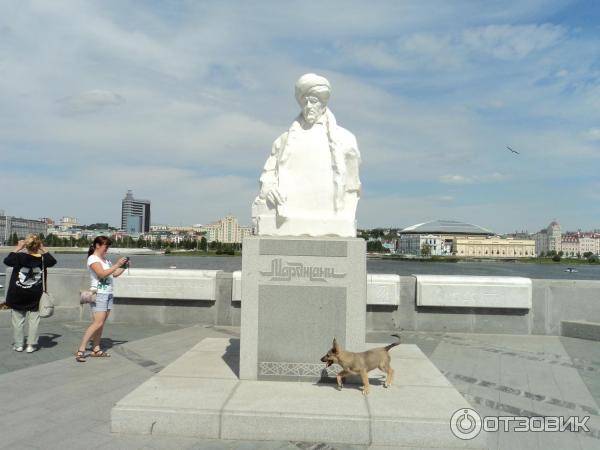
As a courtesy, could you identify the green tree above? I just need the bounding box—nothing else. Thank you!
[200,237,208,252]
[588,255,599,263]
[366,240,384,253]
[421,243,432,257]
[370,229,385,239]
[552,254,561,262]
[9,232,19,245]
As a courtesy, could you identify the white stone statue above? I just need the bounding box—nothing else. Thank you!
[252,73,361,237]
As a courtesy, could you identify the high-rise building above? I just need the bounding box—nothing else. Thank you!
[121,190,151,234]
[533,220,562,255]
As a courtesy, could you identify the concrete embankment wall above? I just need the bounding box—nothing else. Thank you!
[366,276,600,336]
[1,269,599,337]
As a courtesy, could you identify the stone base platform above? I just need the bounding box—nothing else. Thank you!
[111,338,486,449]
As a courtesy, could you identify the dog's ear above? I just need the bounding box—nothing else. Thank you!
[333,338,340,353]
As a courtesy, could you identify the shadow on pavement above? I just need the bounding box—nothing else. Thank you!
[37,333,61,348]
[222,338,240,377]
[99,337,129,350]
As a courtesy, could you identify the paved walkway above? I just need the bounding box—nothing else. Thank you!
[1,318,599,449]
[370,330,600,450]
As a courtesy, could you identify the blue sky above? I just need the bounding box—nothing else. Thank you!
[0,0,599,233]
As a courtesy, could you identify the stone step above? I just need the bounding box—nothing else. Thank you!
[111,338,487,448]
[561,320,600,341]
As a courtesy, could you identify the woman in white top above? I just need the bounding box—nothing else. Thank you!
[75,236,128,362]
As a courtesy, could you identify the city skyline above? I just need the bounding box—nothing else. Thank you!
[1,1,599,233]
[3,208,599,239]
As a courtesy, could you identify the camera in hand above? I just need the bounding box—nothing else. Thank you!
[122,256,130,269]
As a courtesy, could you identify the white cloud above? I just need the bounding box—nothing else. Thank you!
[585,128,600,141]
[439,173,506,185]
[57,90,125,115]
[555,69,569,77]
[431,195,455,202]
[440,175,474,185]
[462,24,565,60]
[332,41,402,71]
[333,23,566,73]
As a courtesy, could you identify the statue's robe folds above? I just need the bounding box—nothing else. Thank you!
[252,109,361,237]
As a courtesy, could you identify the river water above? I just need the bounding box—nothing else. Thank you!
[2,252,599,281]
[1,253,598,298]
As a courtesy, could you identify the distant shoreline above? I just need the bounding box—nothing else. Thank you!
[368,254,600,265]
[0,248,597,265]
[0,248,239,257]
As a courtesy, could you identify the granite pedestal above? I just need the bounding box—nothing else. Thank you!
[111,337,487,449]
[240,236,366,381]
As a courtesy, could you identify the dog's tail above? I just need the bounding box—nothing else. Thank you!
[384,333,401,351]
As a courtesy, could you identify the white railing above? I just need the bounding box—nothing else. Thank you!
[415,275,532,308]
[233,271,531,308]
[113,269,221,301]
[12,267,531,309]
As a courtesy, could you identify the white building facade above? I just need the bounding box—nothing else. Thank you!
[398,234,446,256]
[199,215,252,244]
[398,220,494,257]
[561,234,600,257]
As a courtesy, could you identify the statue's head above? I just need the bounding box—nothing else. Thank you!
[295,73,331,125]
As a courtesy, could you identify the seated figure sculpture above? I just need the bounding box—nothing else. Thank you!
[252,73,361,237]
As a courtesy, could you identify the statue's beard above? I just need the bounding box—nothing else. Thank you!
[303,107,325,125]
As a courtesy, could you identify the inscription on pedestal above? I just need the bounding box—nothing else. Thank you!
[260,258,346,282]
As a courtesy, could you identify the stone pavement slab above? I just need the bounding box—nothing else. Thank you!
[0,317,186,375]
[2,325,600,449]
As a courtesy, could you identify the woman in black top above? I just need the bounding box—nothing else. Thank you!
[4,235,57,353]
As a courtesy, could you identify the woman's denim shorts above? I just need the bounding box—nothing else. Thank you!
[91,292,114,313]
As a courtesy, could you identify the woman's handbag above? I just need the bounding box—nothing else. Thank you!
[79,288,97,304]
[39,257,55,318]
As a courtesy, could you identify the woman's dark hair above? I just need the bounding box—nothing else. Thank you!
[88,236,113,257]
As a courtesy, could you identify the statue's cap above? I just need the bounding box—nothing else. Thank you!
[295,73,331,105]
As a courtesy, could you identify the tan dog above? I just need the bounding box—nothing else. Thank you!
[320,334,401,395]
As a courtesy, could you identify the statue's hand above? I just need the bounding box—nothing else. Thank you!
[266,187,286,207]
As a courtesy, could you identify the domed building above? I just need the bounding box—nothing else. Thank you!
[398,220,535,258]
